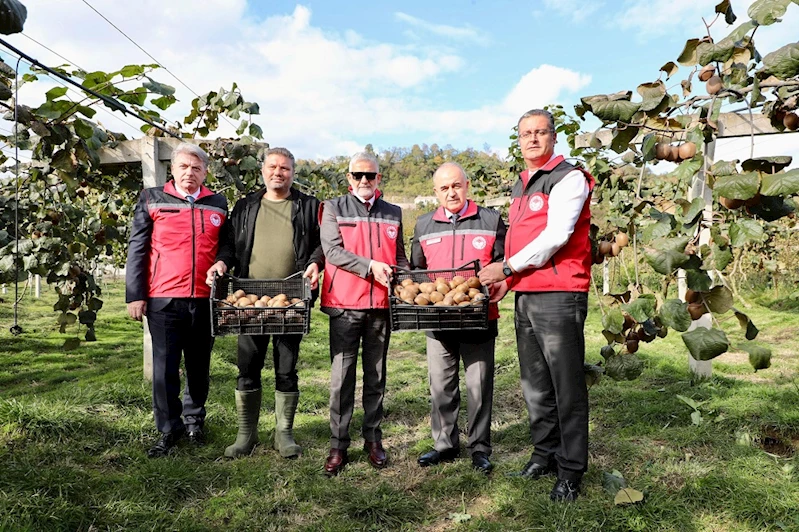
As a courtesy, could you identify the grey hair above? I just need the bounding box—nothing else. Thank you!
[432,162,467,182]
[517,109,555,132]
[171,143,209,169]
[265,147,295,169]
[349,151,379,172]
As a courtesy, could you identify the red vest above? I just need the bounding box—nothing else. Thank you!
[506,156,595,293]
[412,201,505,320]
[321,192,403,309]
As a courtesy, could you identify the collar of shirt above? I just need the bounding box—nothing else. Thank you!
[173,182,199,201]
[351,191,376,209]
[444,200,469,222]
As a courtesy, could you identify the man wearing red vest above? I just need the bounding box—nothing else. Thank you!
[319,151,409,476]
[479,109,595,501]
[126,143,232,457]
[411,162,506,474]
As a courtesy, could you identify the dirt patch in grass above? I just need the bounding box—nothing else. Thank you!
[757,426,796,457]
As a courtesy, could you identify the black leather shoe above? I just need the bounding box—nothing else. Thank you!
[471,452,493,474]
[147,429,184,458]
[513,459,556,479]
[187,427,205,446]
[418,447,459,467]
[550,478,581,502]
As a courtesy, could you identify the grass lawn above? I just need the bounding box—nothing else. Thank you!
[1,280,798,531]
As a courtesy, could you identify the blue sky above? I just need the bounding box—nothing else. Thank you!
[3,0,798,163]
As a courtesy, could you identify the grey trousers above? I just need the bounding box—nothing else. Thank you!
[515,291,589,482]
[328,309,390,450]
[426,335,494,455]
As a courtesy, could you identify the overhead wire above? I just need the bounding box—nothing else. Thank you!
[79,0,240,131]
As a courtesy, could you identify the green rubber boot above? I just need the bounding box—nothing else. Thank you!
[274,391,302,459]
[224,389,262,458]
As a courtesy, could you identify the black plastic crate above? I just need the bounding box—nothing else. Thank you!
[389,260,489,331]
[210,273,311,337]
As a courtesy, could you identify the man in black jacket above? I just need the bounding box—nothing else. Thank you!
[208,147,323,459]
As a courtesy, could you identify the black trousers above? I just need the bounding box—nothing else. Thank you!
[515,291,588,482]
[147,298,213,434]
[236,334,302,392]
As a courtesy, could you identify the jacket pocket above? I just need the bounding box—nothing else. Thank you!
[150,253,161,285]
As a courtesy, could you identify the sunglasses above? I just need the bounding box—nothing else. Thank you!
[350,171,378,181]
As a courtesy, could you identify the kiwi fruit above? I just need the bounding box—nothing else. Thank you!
[615,232,629,247]
[784,112,799,131]
[687,302,706,320]
[719,196,744,210]
[678,142,696,160]
[706,75,722,95]
[655,142,672,160]
[598,241,613,256]
[698,64,715,82]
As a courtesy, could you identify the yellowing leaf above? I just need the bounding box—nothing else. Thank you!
[614,488,645,505]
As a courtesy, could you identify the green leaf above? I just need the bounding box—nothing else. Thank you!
[705,285,733,314]
[660,299,692,332]
[600,345,616,359]
[614,488,644,505]
[143,77,176,96]
[644,237,690,275]
[118,87,147,106]
[88,297,104,311]
[76,105,96,119]
[602,308,625,335]
[741,156,792,173]
[238,155,259,171]
[686,269,713,292]
[710,160,738,176]
[679,197,705,225]
[737,342,772,371]
[602,471,627,494]
[57,312,77,326]
[681,327,730,361]
[760,169,799,196]
[676,393,701,410]
[760,42,799,79]
[748,0,791,25]
[746,195,796,221]
[622,296,656,323]
[677,38,701,66]
[696,41,736,66]
[729,219,765,247]
[449,512,471,523]
[605,354,644,381]
[734,310,759,340]
[714,171,760,200]
[590,100,641,123]
[73,118,94,140]
[120,64,145,77]
[235,120,248,136]
[151,95,176,110]
[78,310,96,325]
[669,157,703,184]
[584,363,604,387]
[703,243,733,271]
[45,86,68,101]
[85,327,97,342]
[240,101,260,114]
[691,411,703,426]
[610,126,639,154]
[640,133,658,162]
[248,123,263,138]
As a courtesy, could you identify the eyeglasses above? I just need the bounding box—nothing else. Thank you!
[350,172,378,181]
[519,129,553,140]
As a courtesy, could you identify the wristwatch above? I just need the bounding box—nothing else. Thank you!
[502,261,513,278]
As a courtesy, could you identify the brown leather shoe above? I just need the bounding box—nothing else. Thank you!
[364,441,387,469]
[324,448,348,477]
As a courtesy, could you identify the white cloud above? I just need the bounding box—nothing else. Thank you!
[615,0,718,39]
[4,1,589,160]
[542,0,604,23]
[394,12,490,45]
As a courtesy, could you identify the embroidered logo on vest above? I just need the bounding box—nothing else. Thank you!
[385,225,398,240]
[472,236,486,250]
[529,194,544,212]
[210,213,222,227]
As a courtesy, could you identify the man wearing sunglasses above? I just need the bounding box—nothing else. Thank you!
[478,109,595,502]
[319,151,409,476]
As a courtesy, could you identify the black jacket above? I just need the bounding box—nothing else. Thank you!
[219,187,324,280]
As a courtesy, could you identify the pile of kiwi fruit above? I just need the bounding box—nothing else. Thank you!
[392,276,487,307]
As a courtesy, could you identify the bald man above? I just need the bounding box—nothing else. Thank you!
[410,162,506,474]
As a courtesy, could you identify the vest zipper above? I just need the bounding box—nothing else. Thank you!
[150,253,161,285]
[190,201,196,296]
[550,258,558,275]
